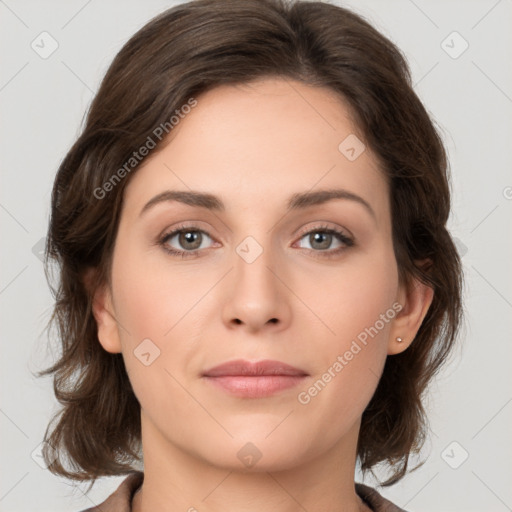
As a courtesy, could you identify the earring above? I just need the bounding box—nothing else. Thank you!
[396,337,403,343]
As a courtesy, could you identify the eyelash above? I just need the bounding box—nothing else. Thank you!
[157,223,355,260]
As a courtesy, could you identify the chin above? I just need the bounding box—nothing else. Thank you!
[195,434,315,473]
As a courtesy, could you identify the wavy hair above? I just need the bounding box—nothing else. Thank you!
[38,0,464,487]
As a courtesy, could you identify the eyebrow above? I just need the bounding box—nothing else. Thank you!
[139,188,376,220]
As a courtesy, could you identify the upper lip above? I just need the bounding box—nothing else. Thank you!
[202,359,308,377]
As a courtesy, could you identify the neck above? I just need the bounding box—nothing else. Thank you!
[132,411,371,512]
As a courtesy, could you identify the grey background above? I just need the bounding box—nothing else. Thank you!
[1,0,511,511]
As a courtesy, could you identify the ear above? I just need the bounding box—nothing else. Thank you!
[388,263,434,355]
[84,268,122,354]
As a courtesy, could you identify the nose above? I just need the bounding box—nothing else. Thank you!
[221,239,291,334]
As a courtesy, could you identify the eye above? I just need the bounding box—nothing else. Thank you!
[158,224,215,258]
[294,224,354,258]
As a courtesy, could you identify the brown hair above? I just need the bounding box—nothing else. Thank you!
[38,0,464,487]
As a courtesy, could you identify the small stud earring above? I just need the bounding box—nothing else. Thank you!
[396,337,403,343]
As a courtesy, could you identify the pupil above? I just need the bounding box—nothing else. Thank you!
[312,232,331,250]
[181,231,201,249]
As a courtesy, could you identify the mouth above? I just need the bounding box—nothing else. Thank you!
[202,359,309,398]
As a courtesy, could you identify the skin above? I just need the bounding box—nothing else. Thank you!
[92,77,434,512]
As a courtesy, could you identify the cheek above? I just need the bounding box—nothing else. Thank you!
[111,236,206,340]
[303,243,398,346]
[109,238,209,407]
[296,245,397,406]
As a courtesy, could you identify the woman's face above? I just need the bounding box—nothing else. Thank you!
[96,77,410,471]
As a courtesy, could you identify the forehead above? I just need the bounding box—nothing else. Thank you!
[122,77,389,223]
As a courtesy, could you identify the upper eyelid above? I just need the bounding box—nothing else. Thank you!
[295,223,352,238]
[161,222,351,236]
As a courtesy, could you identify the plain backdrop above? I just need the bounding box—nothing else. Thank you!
[1,1,511,511]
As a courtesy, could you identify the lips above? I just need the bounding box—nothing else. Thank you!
[202,359,308,377]
[202,359,309,398]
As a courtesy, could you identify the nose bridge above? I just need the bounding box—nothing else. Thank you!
[223,229,290,330]
[229,203,279,279]
[233,231,279,298]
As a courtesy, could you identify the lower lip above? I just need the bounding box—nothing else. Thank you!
[203,375,307,398]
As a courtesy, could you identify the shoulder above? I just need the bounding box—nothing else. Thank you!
[75,473,404,512]
[77,471,144,512]
[355,482,408,512]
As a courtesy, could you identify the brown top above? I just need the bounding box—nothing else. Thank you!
[79,471,407,512]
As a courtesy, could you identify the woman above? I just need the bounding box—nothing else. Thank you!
[38,0,463,510]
